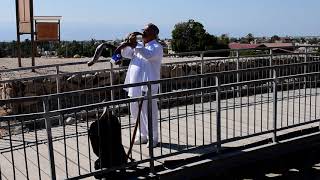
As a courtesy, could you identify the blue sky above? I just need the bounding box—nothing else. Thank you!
[1,0,319,41]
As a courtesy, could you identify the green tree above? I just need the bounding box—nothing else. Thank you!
[270,35,281,43]
[309,38,319,45]
[246,33,254,43]
[218,34,230,45]
[171,19,222,53]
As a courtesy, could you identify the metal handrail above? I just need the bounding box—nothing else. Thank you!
[1,47,320,179]
[1,60,319,104]
[0,45,318,74]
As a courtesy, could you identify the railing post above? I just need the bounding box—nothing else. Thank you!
[55,66,62,125]
[272,69,278,143]
[147,82,155,177]
[269,49,273,77]
[236,50,240,97]
[110,62,114,101]
[200,52,204,101]
[42,98,57,180]
[269,49,273,95]
[110,62,116,113]
[304,47,308,89]
[216,75,221,152]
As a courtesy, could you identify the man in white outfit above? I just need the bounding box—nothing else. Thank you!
[121,23,163,147]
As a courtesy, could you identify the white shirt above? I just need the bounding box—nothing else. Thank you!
[121,40,163,97]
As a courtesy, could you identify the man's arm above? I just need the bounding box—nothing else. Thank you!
[121,46,134,59]
[115,32,142,59]
[134,44,162,60]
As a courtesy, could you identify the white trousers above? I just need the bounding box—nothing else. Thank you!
[130,95,158,142]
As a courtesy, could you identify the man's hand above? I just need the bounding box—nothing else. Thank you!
[128,33,138,48]
[126,32,142,48]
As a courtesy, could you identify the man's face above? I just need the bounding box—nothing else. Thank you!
[142,25,155,43]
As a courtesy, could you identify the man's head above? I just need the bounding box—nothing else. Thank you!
[142,23,159,43]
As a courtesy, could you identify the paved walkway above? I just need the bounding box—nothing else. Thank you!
[1,89,320,180]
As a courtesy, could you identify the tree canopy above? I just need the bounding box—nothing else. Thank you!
[171,19,229,54]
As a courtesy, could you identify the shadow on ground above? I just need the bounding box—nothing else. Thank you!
[198,144,320,180]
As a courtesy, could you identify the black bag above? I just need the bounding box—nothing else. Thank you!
[88,100,143,178]
[88,110,127,170]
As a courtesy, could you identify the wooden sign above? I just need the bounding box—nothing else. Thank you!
[18,0,32,33]
[36,22,60,41]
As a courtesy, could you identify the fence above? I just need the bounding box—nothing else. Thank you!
[0,47,320,179]
[1,46,319,115]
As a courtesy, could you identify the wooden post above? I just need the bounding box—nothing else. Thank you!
[30,0,36,71]
[15,0,22,67]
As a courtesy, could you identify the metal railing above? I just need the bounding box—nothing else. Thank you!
[0,47,320,179]
[1,46,319,116]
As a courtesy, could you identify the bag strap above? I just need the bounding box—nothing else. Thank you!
[126,99,144,161]
[99,99,110,120]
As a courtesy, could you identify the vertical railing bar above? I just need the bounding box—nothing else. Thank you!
[96,107,103,169]
[91,74,95,105]
[185,92,189,149]
[147,82,155,176]
[20,117,29,180]
[280,80,284,128]
[236,50,240,97]
[200,53,205,145]
[226,86,229,139]
[286,78,290,126]
[42,98,57,180]
[314,76,318,127]
[8,119,16,180]
[268,49,273,130]
[168,95,172,153]
[209,90,213,143]
[33,114,42,180]
[138,101,143,161]
[216,75,222,152]
[233,87,236,138]
[74,112,81,175]
[247,85,250,135]
[71,77,75,107]
[309,76,312,121]
[176,94,181,149]
[85,110,92,172]
[62,113,69,178]
[159,99,163,155]
[97,73,101,103]
[175,64,178,90]
[110,63,115,112]
[292,78,296,124]
[260,83,263,132]
[193,91,196,147]
[267,82,270,130]
[273,68,278,143]
[240,81,243,136]
[56,66,62,125]
[304,47,308,89]
[253,84,256,133]
[304,74,307,123]
[85,73,88,105]
[127,103,132,159]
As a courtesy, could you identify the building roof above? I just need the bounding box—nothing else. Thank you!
[262,43,293,48]
[229,42,294,50]
[228,43,265,49]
